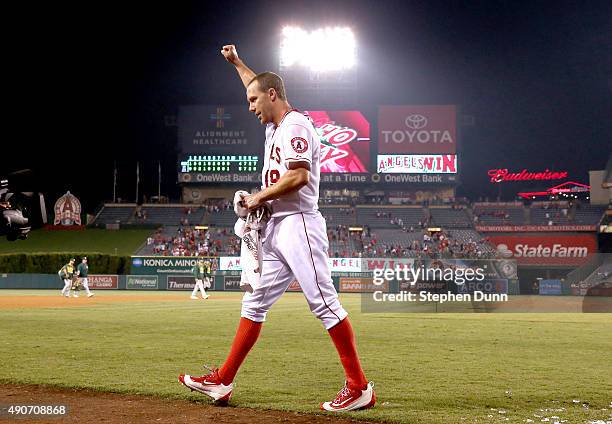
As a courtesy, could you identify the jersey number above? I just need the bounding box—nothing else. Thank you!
[264,170,280,188]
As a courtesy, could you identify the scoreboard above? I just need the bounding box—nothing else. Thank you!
[180,155,258,173]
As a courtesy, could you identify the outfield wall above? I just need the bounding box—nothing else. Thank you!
[0,273,521,295]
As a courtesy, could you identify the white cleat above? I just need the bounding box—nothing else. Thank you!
[178,371,233,403]
[190,296,198,300]
[320,382,376,412]
[87,293,95,298]
[73,294,79,298]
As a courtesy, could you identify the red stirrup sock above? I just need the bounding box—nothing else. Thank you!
[328,317,368,390]
[218,317,263,385]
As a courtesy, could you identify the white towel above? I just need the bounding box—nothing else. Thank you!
[234,205,271,293]
[233,190,249,218]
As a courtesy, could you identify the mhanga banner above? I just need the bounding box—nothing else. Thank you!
[378,105,456,154]
[87,275,118,289]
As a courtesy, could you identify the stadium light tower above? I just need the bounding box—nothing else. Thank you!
[279,26,358,105]
[280,26,356,72]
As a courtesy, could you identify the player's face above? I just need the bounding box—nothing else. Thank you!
[246,81,273,125]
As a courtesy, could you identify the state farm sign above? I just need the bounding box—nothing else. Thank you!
[488,235,597,266]
[378,105,456,154]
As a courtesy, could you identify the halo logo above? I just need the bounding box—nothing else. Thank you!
[405,114,428,130]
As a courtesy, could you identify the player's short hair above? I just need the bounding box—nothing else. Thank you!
[247,72,287,101]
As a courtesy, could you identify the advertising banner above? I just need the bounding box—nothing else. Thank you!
[223,275,242,291]
[377,154,457,174]
[167,275,197,291]
[378,105,457,154]
[131,257,218,275]
[488,235,598,266]
[305,110,370,173]
[179,172,260,184]
[219,257,242,271]
[126,275,158,290]
[319,173,457,185]
[539,279,562,295]
[476,225,597,232]
[178,105,262,155]
[219,257,362,273]
[398,280,447,291]
[362,258,415,271]
[87,275,118,290]
[457,279,508,295]
[340,277,388,293]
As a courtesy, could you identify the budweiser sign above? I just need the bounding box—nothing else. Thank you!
[488,168,568,183]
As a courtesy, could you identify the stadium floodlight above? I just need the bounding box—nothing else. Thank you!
[280,26,356,72]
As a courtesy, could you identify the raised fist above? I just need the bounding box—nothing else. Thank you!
[221,44,240,64]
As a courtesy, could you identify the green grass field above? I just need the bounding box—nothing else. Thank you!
[0,229,152,255]
[0,291,610,423]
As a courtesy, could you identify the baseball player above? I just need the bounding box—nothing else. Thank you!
[190,258,211,299]
[58,258,76,298]
[76,257,95,297]
[179,44,375,412]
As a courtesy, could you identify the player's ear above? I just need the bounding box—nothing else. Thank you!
[269,88,277,101]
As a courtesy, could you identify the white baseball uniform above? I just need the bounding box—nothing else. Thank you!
[241,110,348,330]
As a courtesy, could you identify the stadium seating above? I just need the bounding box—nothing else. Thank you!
[472,203,526,225]
[573,204,607,225]
[208,208,239,226]
[429,207,471,228]
[355,206,425,229]
[95,206,135,225]
[137,206,206,226]
[319,206,357,225]
[582,261,612,287]
[117,199,606,259]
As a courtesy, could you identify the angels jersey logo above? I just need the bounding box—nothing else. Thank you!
[290,137,308,154]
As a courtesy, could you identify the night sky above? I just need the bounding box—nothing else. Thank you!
[5,1,611,212]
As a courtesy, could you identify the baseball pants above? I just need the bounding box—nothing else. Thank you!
[61,279,71,296]
[241,211,347,330]
[192,279,209,297]
[80,278,92,295]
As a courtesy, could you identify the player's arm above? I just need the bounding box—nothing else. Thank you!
[221,44,256,88]
[244,163,309,210]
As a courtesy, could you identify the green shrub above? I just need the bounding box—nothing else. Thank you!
[0,253,131,274]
